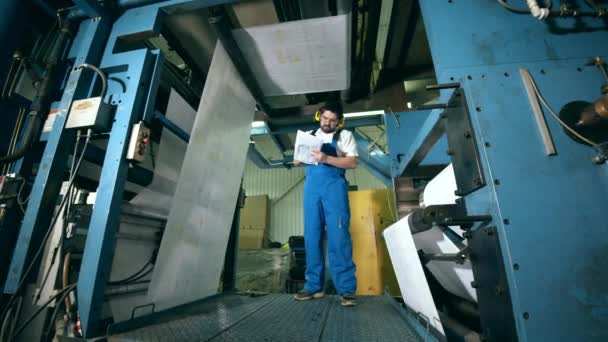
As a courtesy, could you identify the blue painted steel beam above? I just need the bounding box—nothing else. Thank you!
[154,110,190,143]
[4,17,112,294]
[78,49,154,338]
[143,50,164,123]
[352,131,392,185]
[267,115,383,135]
[73,0,110,18]
[396,109,445,177]
[247,145,295,169]
[385,109,450,178]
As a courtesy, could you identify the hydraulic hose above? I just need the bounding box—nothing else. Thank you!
[0,25,71,165]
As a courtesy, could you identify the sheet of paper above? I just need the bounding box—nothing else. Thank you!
[294,130,323,165]
[384,216,446,336]
[232,14,351,96]
[147,41,256,311]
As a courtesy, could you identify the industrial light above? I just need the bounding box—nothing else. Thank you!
[251,121,267,128]
[343,110,385,118]
[250,121,270,135]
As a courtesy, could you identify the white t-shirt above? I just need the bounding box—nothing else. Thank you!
[309,129,359,157]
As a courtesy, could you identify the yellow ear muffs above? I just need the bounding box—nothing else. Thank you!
[315,110,345,128]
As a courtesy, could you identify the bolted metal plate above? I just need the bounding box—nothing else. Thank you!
[442,89,486,196]
[467,226,517,342]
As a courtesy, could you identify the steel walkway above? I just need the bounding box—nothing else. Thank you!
[108,294,423,342]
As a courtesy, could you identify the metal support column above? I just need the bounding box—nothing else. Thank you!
[77,37,156,342]
[4,17,111,294]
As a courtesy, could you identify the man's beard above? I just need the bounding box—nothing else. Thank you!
[321,125,335,133]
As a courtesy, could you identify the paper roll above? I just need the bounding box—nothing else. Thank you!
[384,217,446,336]
[414,163,477,303]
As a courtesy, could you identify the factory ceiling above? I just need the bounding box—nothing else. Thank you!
[40,0,433,166]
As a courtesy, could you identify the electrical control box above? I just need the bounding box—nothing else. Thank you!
[65,96,112,131]
[126,121,151,163]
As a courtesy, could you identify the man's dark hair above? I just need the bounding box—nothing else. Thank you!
[319,101,344,120]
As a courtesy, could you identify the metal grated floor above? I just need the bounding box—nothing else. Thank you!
[108,294,422,342]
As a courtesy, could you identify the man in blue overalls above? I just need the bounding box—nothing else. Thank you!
[293,101,358,307]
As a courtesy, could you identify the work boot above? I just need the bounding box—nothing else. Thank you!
[293,289,325,301]
[340,293,357,307]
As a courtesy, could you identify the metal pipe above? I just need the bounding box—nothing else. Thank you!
[443,215,493,225]
[105,281,149,297]
[438,312,481,342]
[0,25,72,164]
[154,111,190,143]
[62,253,72,313]
[426,83,461,90]
[414,103,449,110]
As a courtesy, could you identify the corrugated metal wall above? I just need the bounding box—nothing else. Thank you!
[242,160,387,244]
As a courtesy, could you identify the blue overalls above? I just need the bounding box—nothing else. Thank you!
[303,132,357,295]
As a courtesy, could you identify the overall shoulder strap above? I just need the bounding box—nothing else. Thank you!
[332,129,342,142]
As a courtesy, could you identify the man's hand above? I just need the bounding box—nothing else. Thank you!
[311,150,328,163]
[293,159,301,166]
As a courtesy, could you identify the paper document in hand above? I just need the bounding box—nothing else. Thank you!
[294,130,323,165]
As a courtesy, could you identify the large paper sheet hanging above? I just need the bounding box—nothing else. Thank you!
[147,41,256,310]
[232,14,351,96]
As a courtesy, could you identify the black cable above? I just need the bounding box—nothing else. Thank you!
[107,248,157,286]
[41,288,74,342]
[107,262,152,285]
[10,284,76,340]
[35,137,82,303]
[0,114,42,164]
[126,266,154,283]
[0,133,90,325]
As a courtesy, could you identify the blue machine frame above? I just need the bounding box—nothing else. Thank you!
[74,1,241,337]
[6,0,608,340]
[391,1,608,341]
[5,17,112,295]
[4,0,239,338]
